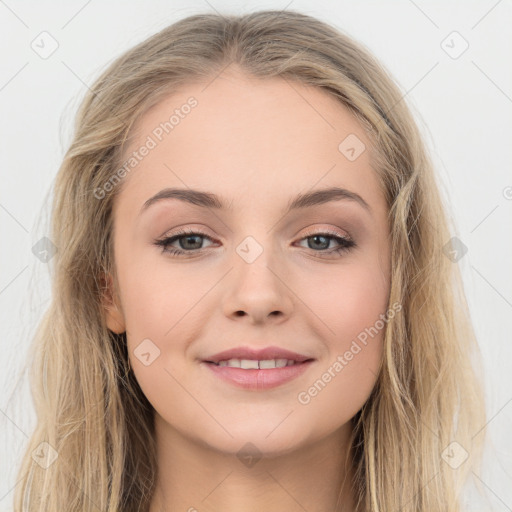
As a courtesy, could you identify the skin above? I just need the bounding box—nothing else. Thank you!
[102,66,391,512]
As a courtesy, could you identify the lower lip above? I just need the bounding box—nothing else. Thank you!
[202,360,314,390]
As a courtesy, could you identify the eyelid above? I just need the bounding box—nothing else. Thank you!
[299,226,352,241]
[158,226,216,241]
[162,227,217,245]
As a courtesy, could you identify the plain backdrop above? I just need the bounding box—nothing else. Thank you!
[1,1,511,510]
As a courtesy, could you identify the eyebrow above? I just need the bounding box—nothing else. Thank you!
[139,186,372,216]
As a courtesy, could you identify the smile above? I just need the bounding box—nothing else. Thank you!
[213,358,300,369]
[203,359,314,390]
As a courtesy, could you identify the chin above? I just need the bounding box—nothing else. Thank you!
[196,421,313,458]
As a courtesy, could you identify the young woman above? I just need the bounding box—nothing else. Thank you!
[14,10,487,512]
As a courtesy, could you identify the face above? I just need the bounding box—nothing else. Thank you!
[103,68,392,456]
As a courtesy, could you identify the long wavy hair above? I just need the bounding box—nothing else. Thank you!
[13,9,487,511]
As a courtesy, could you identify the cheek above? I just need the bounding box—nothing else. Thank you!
[117,248,207,339]
[294,260,389,403]
[301,256,390,344]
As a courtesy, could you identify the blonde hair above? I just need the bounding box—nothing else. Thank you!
[13,10,487,511]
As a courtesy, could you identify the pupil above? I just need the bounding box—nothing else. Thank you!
[310,235,328,250]
[182,235,201,249]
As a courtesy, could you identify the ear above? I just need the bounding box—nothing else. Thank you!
[99,272,126,334]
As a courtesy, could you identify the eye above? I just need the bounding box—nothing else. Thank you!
[154,227,356,258]
[154,228,216,257]
[295,229,356,258]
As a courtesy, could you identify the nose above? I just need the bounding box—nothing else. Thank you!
[221,247,294,325]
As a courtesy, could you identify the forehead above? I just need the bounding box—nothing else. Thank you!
[114,69,385,217]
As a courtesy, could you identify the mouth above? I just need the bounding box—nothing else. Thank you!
[204,345,314,365]
[204,358,314,369]
[201,345,316,390]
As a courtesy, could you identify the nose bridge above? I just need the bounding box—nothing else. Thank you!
[222,232,294,322]
[233,232,283,290]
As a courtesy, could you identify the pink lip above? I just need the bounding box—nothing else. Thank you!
[201,345,316,390]
[204,345,313,364]
[203,360,314,390]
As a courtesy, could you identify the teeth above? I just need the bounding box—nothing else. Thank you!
[216,358,297,369]
[241,359,259,369]
[259,359,281,369]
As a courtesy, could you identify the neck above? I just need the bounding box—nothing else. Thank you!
[149,415,357,512]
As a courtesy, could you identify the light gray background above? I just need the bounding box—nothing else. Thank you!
[1,1,511,510]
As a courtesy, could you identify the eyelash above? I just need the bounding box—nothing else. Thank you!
[154,227,356,259]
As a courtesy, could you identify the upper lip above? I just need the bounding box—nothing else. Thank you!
[204,346,315,364]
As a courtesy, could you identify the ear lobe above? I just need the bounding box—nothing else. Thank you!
[99,272,126,334]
